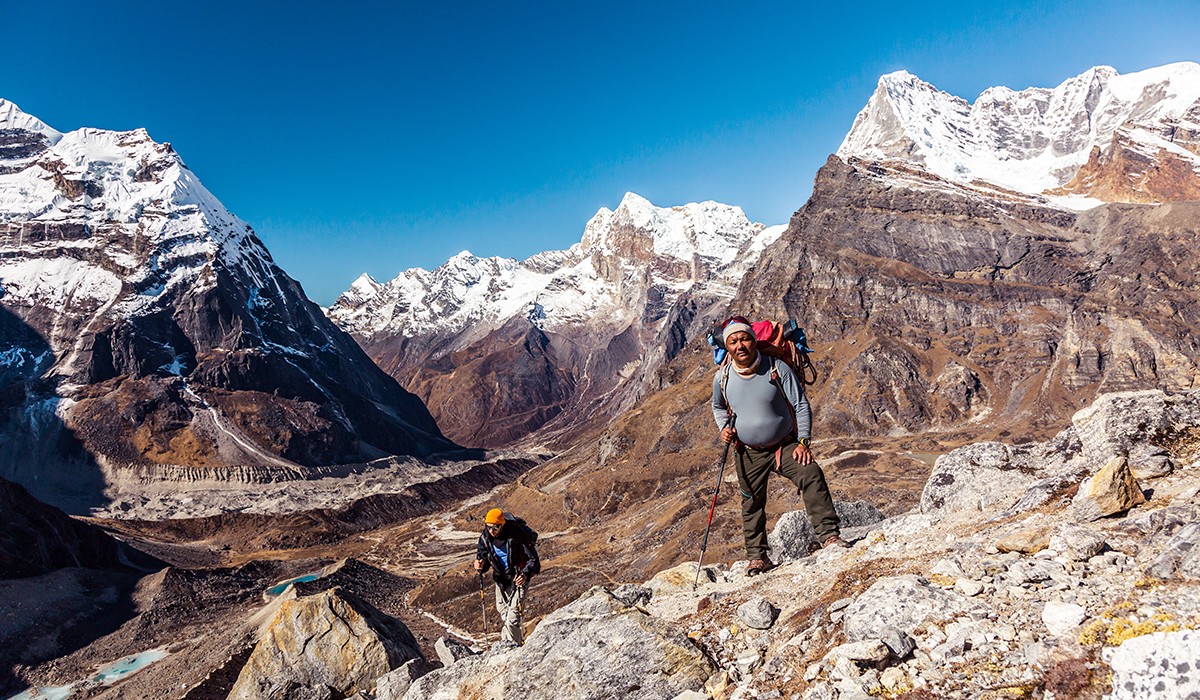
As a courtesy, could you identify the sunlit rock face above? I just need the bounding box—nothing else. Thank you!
[0,99,454,511]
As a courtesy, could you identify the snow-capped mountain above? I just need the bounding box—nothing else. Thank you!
[328,193,784,447]
[0,99,452,510]
[330,193,781,340]
[837,62,1200,204]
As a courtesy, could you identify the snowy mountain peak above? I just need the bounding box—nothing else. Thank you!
[0,98,287,333]
[329,193,779,340]
[0,98,61,144]
[837,62,1200,202]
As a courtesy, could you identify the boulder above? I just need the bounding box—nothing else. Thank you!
[1071,456,1146,521]
[1041,601,1087,636]
[434,636,476,666]
[1047,524,1108,562]
[1071,390,1200,468]
[919,443,1038,516]
[767,501,885,561]
[374,658,434,700]
[402,587,714,699]
[1145,522,1200,581]
[229,588,421,699]
[736,596,778,630]
[843,575,991,647]
[1104,629,1200,700]
[996,525,1053,554]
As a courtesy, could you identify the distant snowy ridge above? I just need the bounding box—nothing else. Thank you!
[837,62,1200,201]
[329,192,784,340]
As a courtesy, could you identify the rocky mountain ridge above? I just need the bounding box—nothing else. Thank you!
[0,99,457,512]
[328,193,784,448]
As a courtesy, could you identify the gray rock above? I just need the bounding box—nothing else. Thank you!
[373,658,433,700]
[1047,524,1108,562]
[879,628,916,659]
[953,579,984,596]
[610,583,653,607]
[1145,522,1200,580]
[401,587,713,699]
[736,596,778,630]
[919,442,1038,516]
[1104,629,1200,700]
[767,501,885,561]
[843,576,991,647]
[1004,558,1065,585]
[434,636,476,667]
[994,463,1091,520]
[1041,601,1087,636]
[1072,391,1200,467]
[1126,505,1200,537]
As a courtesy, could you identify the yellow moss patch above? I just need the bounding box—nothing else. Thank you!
[927,573,956,587]
[1078,619,1109,646]
[1078,612,1185,646]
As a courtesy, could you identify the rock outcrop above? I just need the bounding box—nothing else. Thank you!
[395,586,714,700]
[229,588,421,699]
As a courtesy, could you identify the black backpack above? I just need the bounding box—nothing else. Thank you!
[508,515,539,545]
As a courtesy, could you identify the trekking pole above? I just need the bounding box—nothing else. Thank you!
[693,415,735,592]
[477,570,489,639]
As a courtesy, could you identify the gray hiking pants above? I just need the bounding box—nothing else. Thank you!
[736,440,840,559]
[495,581,527,644]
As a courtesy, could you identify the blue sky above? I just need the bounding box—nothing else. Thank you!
[2,2,1197,304]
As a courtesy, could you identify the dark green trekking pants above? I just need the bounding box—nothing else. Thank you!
[735,440,840,560]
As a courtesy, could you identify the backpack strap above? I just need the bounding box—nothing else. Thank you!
[719,362,732,415]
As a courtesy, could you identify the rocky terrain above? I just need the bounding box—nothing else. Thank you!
[4,62,1200,700]
[8,389,1197,699]
[0,99,461,513]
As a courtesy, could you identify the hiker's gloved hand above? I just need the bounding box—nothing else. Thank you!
[514,573,527,587]
[721,427,738,444]
[474,559,484,571]
[793,442,813,465]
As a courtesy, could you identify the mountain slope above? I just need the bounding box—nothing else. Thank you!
[456,64,1200,603]
[328,193,784,448]
[0,99,456,511]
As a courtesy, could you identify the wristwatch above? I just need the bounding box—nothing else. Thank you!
[798,437,811,447]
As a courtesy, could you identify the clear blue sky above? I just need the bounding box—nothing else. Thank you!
[2,1,1197,304]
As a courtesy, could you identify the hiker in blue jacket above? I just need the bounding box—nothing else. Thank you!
[711,317,847,576]
[474,508,540,644]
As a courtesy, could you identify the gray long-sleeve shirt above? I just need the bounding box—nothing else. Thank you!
[711,357,811,447]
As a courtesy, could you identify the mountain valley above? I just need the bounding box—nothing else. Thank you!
[3,62,1200,699]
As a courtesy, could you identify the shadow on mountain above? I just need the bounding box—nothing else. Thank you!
[0,477,165,695]
[0,303,109,514]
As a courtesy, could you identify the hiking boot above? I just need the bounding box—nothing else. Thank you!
[822,535,851,549]
[746,558,775,576]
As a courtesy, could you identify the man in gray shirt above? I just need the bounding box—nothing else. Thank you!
[711,318,847,575]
